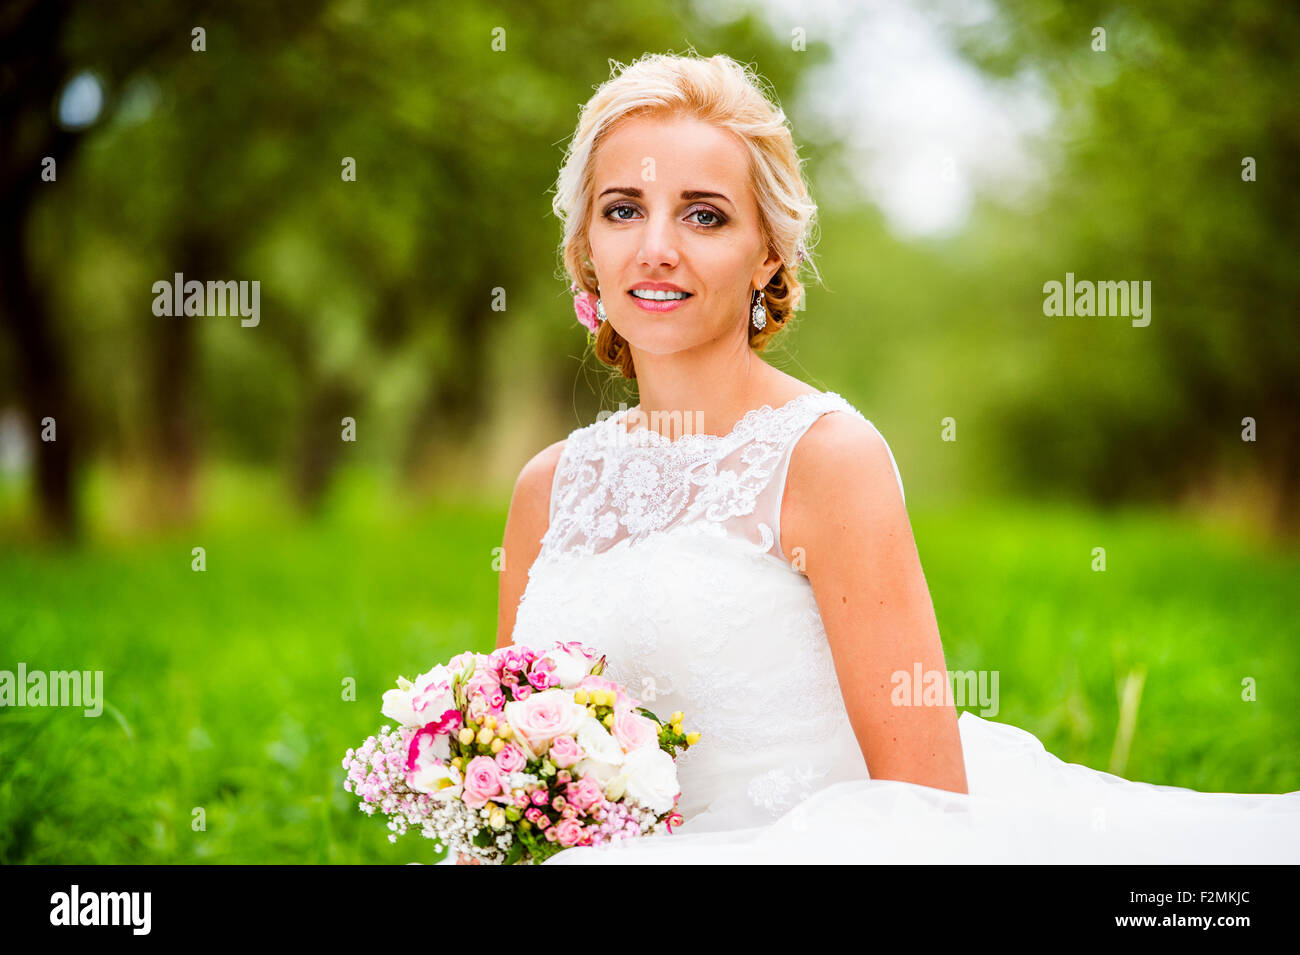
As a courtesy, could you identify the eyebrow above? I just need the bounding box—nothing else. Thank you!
[597,186,734,210]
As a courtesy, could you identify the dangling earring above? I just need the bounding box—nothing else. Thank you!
[750,288,767,331]
[596,291,606,324]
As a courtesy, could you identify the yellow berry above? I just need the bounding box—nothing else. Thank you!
[602,712,615,728]
[458,727,475,745]
[574,689,589,704]
[491,738,505,753]
[477,727,494,745]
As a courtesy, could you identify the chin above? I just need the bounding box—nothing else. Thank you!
[613,324,713,356]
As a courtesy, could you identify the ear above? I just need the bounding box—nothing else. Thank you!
[754,249,782,289]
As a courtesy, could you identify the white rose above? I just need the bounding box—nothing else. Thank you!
[617,745,679,815]
[381,686,420,727]
[575,716,625,766]
[577,753,621,789]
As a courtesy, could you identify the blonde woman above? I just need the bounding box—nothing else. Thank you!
[459,51,1299,864]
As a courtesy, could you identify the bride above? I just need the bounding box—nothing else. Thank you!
[457,52,1299,864]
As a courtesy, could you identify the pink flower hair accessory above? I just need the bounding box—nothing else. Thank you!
[571,282,603,333]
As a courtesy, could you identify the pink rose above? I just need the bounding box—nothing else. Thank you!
[503,689,587,755]
[526,658,557,690]
[494,742,526,774]
[548,734,584,768]
[461,755,503,809]
[612,706,659,753]
[554,818,585,847]
[572,288,600,333]
[568,772,605,813]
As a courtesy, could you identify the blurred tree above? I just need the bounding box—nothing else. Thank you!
[1,1,86,539]
[2,0,810,532]
[947,0,1300,533]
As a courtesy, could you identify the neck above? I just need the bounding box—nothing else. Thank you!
[624,336,781,441]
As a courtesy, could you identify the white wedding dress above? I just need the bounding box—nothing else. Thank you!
[494,390,1300,864]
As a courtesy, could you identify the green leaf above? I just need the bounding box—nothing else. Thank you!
[503,838,525,865]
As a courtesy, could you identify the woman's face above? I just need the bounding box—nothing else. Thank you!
[586,113,781,357]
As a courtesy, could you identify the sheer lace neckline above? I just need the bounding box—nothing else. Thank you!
[609,389,829,449]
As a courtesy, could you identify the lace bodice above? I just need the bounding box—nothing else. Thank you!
[536,390,904,568]
[510,390,908,831]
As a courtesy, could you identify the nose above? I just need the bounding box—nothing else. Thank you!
[636,209,680,271]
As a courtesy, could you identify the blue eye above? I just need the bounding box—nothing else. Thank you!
[602,203,726,228]
[689,207,722,227]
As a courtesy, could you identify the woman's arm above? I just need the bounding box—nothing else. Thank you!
[494,439,565,650]
[780,412,968,794]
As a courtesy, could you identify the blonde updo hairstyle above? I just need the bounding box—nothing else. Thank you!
[552,52,821,380]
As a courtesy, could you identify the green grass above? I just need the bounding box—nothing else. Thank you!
[1,470,1297,863]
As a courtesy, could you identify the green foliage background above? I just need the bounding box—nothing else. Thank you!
[1,0,1297,862]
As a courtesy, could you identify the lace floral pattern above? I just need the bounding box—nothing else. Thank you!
[682,582,848,750]
[747,765,833,816]
[535,391,868,569]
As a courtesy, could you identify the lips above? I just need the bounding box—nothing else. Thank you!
[627,288,693,313]
[628,282,691,294]
[628,290,693,299]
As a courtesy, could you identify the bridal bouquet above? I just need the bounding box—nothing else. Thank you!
[341,640,699,864]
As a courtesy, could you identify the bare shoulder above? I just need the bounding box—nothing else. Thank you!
[513,438,567,509]
[780,411,908,567]
[504,437,567,567]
